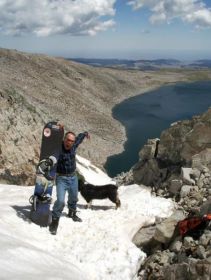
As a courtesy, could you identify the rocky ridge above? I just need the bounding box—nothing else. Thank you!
[2,48,210,185]
[120,108,211,279]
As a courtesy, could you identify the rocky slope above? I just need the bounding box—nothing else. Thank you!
[133,108,211,190]
[1,48,211,185]
[124,109,211,279]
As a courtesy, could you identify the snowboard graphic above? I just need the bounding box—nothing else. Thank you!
[30,121,64,227]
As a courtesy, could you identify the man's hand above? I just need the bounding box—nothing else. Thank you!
[57,121,64,130]
[84,132,90,140]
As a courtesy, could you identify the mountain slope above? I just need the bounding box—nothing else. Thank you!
[1,48,211,184]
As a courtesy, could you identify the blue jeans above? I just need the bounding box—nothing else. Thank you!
[52,175,78,218]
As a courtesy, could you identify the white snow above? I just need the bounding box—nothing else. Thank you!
[0,156,175,280]
[76,155,116,185]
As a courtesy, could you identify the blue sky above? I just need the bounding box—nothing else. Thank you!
[0,0,211,60]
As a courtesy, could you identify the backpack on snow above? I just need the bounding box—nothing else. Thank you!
[178,214,211,239]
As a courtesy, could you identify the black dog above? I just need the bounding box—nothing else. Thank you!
[78,179,121,209]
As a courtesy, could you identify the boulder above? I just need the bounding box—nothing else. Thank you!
[180,185,196,198]
[181,168,195,185]
[132,225,162,255]
[132,225,156,248]
[169,179,182,195]
[192,148,211,171]
[199,199,211,215]
[154,210,186,244]
[139,138,159,160]
[133,158,167,186]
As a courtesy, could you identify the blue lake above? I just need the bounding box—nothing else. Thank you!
[104,80,211,177]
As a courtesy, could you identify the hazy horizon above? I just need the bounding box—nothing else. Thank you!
[2,46,211,62]
[67,50,211,61]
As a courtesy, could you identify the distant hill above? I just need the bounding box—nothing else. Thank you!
[189,60,211,68]
[67,58,136,68]
[69,58,211,70]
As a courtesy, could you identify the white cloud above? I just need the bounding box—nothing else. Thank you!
[128,0,211,28]
[0,0,116,37]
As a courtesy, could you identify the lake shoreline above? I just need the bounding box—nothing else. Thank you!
[105,80,211,177]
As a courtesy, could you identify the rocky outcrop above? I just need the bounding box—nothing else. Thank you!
[134,163,211,279]
[137,200,211,280]
[132,108,211,280]
[158,110,211,165]
[133,108,211,189]
[134,177,211,280]
[114,170,134,186]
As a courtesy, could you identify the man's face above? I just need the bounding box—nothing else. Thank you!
[64,133,75,150]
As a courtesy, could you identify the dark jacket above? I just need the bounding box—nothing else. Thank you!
[57,132,87,175]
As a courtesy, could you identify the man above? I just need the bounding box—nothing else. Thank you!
[49,130,89,235]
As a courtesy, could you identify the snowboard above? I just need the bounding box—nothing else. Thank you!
[29,121,64,227]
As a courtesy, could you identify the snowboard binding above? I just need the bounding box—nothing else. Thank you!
[37,156,57,180]
[29,194,52,211]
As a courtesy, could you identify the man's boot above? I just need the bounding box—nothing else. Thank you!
[49,217,59,235]
[68,209,82,222]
